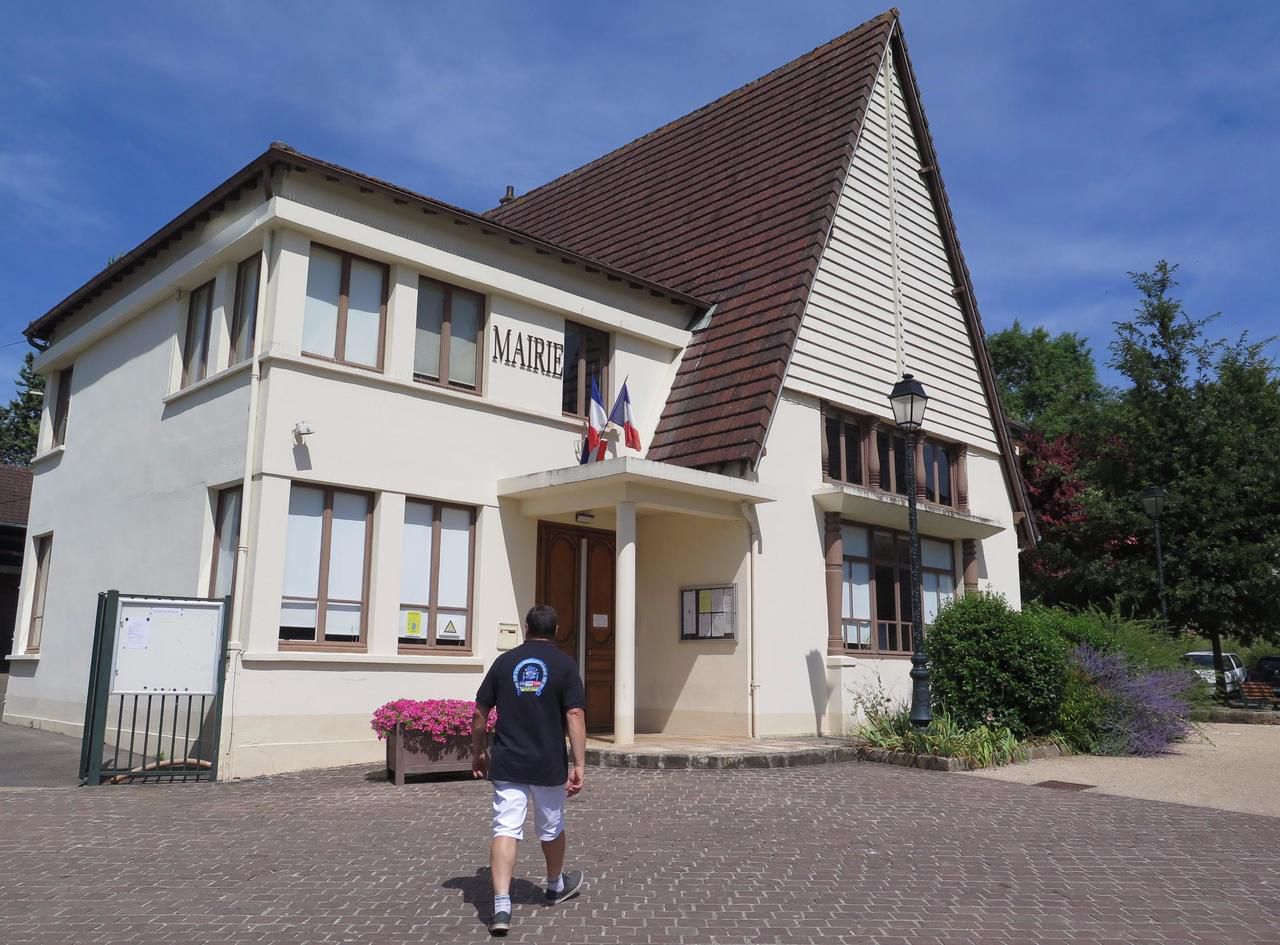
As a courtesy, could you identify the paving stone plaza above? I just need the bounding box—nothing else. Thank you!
[4,759,1278,944]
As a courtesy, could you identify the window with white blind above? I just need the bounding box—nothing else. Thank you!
[302,245,387,370]
[841,525,956,654]
[415,277,484,391]
[279,485,372,648]
[399,499,475,651]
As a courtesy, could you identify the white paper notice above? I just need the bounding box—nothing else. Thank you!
[712,612,729,638]
[124,620,149,651]
[698,613,712,638]
[592,613,609,628]
[682,591,696,636]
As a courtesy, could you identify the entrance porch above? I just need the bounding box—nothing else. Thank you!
[497,458,774,744]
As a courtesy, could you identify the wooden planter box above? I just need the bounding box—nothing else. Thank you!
[386,724,481,785]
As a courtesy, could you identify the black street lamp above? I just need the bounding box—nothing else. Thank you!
[1139,485,1169,630]
[889,372,931,729]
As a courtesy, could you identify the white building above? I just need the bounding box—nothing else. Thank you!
[4,11,1033,778]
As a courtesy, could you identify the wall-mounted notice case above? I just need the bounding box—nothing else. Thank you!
[680,585,737,641]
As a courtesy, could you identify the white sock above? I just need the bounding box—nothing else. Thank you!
[494,894,511,914]
[546,873,564,893]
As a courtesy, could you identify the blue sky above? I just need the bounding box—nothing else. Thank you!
[2,1,1277,395]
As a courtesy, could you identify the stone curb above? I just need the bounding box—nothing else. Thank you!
[585,744,862,770]
[584,740,1067,771]
[1191,707,1280,725]
[852,741,1067,773]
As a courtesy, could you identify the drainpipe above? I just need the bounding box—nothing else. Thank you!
[222,225,274,779]
[741,502,761,739]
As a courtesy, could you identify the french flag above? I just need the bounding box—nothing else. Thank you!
[608,380,642,451]
[580,377,609,464]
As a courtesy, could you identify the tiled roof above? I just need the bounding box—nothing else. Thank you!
[489,11,898,468]
[0,465,33,528]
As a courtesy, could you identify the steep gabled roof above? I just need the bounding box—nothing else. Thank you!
[490,10,1035,544]
[490,11,898,469]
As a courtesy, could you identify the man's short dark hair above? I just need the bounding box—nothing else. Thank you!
[525,604,558,639]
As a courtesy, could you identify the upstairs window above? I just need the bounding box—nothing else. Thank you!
[875,429,910,497]
[181,281,214,386]
[562,321,609,416]
[924,441,953,507]
[302,245,387,370]
[51,366,73,448]
[823,409,863,485]
[229,254,261,364]
[415,277,484,391]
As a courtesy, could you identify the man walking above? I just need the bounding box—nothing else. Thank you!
[472,604,587,935]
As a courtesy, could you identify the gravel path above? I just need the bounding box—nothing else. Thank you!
[964,722,1280,817]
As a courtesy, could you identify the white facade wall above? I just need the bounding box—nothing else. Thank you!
[4,282,254,733]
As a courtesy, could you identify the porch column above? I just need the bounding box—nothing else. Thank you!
[614,500,637,744]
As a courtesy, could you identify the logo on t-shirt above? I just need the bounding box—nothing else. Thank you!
[512,657,550,696]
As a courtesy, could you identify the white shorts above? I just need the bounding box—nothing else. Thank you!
[492,781,567,841]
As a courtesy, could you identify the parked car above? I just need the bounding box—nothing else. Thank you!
[1247,655,1280,690]
[1182,651,1247,693]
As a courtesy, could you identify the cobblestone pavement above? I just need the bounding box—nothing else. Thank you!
[3,760,1278,944]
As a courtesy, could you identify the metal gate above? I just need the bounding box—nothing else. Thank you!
[79,591,231,785]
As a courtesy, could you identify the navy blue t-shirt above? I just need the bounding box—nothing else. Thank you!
[475,640,586,786]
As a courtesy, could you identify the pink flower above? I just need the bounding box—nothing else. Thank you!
[370,698,497,743]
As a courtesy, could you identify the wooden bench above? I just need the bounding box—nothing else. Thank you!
[1240,681,1280,710]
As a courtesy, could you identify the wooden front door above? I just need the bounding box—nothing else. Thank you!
[536,522,615,732]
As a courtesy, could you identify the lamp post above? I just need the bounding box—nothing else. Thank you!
[889,373,931,729]
[1139,486,1169,630]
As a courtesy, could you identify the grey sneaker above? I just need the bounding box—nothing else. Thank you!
[546,869,584,905]
[488,911,510,936]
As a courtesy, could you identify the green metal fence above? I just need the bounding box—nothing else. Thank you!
[79,590,231,786]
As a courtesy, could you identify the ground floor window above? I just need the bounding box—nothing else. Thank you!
[399,499,475,651]
[209,486,242,599]
[26,534,52,653]
[279,485,372,648]
[841,525,955,654]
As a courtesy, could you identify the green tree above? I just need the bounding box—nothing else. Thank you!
[1030,262,1280,664]
[987,320,1106,437]
[0,352,44,465]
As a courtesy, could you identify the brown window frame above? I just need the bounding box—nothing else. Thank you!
[822,405,865,485]
[26,534,53,653]
[209,485,243,600]
[278,486,374,652]
[413,276,486,393]
[562,320,610,418]
[181,280,215,387]
[822,406,962,509]
[302,244,389,372]
[841,525,955,657]
[50,366,73,449]
[398,499,477,655]
[229,254,262,365]
[922,439,956,507]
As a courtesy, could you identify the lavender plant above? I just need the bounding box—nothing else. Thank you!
[1069,645,1195,755]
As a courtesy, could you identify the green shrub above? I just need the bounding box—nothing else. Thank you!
[926,592,1066,736]
[1056,663,1106,753]
[851,685,1027,767]
[1023,602,1112,653]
